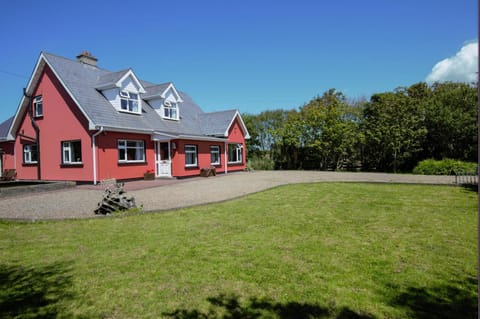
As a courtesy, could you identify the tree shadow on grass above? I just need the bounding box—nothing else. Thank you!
[389,277,478,319]
[0,262,75,318]
[163,293,376,319]
[460,183,478,193]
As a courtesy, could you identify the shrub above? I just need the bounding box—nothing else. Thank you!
[413,159,477,175]
[248,156,275,170]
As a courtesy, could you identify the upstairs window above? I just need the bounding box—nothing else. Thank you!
[163,101,178,120]
[118,139,145,162]
[228,143,243,164]
[33,96,43,117]
[62,141,82,164]
[23,144,38,164]
[120,90,139,113]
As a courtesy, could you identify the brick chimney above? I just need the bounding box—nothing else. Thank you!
[76,51,98,66]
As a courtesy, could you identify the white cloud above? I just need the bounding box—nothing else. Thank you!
[426,42,478,84]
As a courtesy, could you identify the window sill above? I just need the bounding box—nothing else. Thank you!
[22,163,38,166]
[228,162,243,165]
[61,163,84,168]
[162,117,179,121]
[185,165,199,169]
[210,163,221,167]
[118,161,147,166]
[34,115,43,120]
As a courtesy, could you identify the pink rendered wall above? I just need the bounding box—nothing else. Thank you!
[14,66,93,181]
[171,139,225,177]
[171,117,248,177]
[0,142,15,172]
[96,131,154,181]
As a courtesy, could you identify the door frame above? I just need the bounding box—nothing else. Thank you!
[155,141,172,177]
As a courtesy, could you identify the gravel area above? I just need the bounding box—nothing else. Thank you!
[0,171,457,221]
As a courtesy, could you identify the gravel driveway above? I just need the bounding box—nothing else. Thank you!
[0,171,457,221]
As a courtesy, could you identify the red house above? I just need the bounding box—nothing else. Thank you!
[0,51,250,183]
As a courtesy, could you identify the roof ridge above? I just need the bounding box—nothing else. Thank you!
[42,51,112,72]
[143,81,172,89]
[202,109,238,115]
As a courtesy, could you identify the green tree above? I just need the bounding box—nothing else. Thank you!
[298,89,362,170]
[362,88,427,172]
[423,82,478,162]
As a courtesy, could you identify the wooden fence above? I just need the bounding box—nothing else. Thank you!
[455,167,478,185]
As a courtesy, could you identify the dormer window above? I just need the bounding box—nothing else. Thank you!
[120,90,139,113]
[163,101,178,120]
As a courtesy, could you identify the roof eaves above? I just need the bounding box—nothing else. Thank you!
[178,134,227,142]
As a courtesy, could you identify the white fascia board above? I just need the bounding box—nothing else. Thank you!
[8,95,28,138]
[178,134,226,142]
[223,111,251,139]
[95,125,154,135]
[8,52,46,137]
[0,135,15,142]
[118,69,146,94]
[151,132,178,141]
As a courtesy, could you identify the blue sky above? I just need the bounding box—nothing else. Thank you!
[0,0,477,122]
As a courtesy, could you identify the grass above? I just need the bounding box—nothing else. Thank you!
[0,183,477,318]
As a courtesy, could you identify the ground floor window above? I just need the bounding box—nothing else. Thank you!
[23,144,38,164]
[185,144,198,167]
[62,140,82,164]
[118,139,145,162]
[228,143,243,164]
[210,145,220,165]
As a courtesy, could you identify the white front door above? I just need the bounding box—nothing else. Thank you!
[155,141,171,177]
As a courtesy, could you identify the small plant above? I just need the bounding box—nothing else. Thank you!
[144,169,155,180]
[413,159,477,175]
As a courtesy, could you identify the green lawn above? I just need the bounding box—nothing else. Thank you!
[0,183,477,318]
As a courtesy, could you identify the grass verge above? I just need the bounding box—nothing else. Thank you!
[0,183,477,318]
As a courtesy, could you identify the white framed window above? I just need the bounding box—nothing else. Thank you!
[185,145,197,167]
[163,100,178,120]
[228,143,243,164]
[120,90,140,113]
[118,139,145,162]
[33,96,43,117]
[62,141,82,164]
[23,144,38,164]
[210,145,220,165]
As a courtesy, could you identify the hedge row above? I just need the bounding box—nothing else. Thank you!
[413,159,477,175]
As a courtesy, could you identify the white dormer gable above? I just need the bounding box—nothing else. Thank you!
[144,83,183,121]
[97,69,146,114]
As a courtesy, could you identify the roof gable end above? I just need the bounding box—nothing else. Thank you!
[225,111,251,139]
[9,52,97,138]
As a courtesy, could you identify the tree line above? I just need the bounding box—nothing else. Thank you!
[243,82,478,172]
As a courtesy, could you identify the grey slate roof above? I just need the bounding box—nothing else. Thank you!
[199,110,238,136]
[0,116,13,140]
[142,82,172,100]
[95,69,130,89]
[34,52,246,139]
